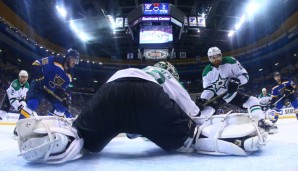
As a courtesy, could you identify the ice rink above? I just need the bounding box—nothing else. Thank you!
[0,118,297,171]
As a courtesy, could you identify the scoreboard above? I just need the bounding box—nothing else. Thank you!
[143,3,169,15]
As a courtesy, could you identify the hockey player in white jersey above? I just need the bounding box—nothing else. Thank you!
[258,88,272,111]
[198,47,277,133]
[0,70,29,120]
[258,88,272,119]
[16,61,267,164]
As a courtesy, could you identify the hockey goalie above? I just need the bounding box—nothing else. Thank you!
[16,111,266,164]
[16,61,266,164]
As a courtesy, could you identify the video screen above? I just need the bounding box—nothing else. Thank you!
[143,3,169,15]
[139,25,173,44]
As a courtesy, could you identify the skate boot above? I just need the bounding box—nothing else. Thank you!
[13,126,18,136]
[258,119,278,134]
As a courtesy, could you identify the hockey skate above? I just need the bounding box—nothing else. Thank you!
[13,126,18,136]
[258,119,278,134]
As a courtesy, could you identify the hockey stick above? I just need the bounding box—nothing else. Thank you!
[202,91,228,106]
[43,86,67,104]
[272,94,286,107]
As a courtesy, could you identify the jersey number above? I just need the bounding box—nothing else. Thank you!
[146,69,165,84]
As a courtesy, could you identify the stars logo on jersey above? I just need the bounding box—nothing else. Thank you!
[211,74,228,92]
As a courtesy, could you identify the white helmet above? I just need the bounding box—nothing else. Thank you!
[207,47,221,57]
[262,88,266,92]
[207,47,222,63]
[19,70,28,77]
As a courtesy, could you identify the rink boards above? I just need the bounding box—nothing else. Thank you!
[0,108,296,125]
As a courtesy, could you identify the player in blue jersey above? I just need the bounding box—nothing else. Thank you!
[19,48,79,120]
[270,71,298,123]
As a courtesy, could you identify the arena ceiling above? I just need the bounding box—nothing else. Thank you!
[2,0,298,60]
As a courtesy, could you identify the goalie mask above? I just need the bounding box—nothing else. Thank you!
[17,116,84,164]
[154,61,180,81]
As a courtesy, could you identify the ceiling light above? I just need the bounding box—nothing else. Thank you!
[228,30,235,37]
[56,5,67,18]
[235,23,241,30]
[246,2,260,17]
[78,32,89,41]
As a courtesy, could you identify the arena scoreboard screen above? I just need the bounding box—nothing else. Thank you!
[143,3,169,15]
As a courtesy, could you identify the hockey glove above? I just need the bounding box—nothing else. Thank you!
[17,104,24,111]
[227,77,241,94]
[195,96,207,109]
[54,88,71,108]
[283,88,294,96]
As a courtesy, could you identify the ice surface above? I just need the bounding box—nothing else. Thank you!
[0,119,297,171]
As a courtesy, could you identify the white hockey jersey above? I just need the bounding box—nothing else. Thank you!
[107,66,200,117]
[258,93,271,107]
[201,56,249,102]
[6,79,29,110]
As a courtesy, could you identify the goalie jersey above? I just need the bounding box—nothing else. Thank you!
[107,66,200,117]
[32,56,73,92]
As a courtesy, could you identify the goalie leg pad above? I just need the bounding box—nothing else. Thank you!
[194,113,267,155]
[20,133,69,161]
[17,116,84,164]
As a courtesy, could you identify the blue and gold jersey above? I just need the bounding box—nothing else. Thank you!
[271,77,296,98]
[32,56,73,91]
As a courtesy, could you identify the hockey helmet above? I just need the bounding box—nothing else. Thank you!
[19,70,28,77]
[262,88,266,92]
[66,48,80,64]
[207,47,222,63]
[154,61,180,81]
[273,71,280,76]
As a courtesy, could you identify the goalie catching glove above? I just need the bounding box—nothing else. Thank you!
[17,116,84,164]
